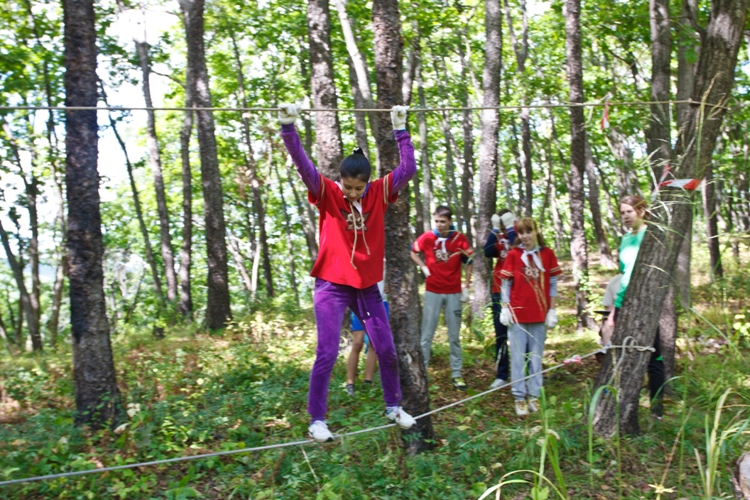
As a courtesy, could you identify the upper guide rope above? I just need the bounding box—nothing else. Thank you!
[0,342,653,487]
[0,99,733,113]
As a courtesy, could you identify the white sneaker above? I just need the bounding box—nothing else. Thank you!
[489,378,506,390]
[527,397,540,413]
[515,399,529,416]
[308,420,334,443]
[385,406,416,429]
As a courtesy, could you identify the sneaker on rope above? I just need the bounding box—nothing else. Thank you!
[308,420,334,443]
[489,378,506,390]
[385,406,416,429]
[527,397,540,413]
[515,399,529,416]
[345,383,355,396]
[452,377,468,391]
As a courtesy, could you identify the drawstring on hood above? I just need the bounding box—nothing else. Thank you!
[347,200,370,269]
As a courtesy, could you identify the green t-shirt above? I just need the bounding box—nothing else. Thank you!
[614,226,646,308]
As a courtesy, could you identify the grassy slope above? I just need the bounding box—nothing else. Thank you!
[1,256,749,499]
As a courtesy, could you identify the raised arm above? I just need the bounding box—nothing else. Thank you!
[388,106,416,193]
[278,105,320,196]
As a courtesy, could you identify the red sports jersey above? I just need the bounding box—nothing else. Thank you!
[491,234,513,294]
[309,173,397,289]
[412,231,473,294]
[499,247,562,323]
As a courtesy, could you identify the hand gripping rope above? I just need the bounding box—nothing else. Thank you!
[0,342,655,487]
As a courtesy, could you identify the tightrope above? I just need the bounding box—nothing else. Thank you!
[0,343,651,487]
[0,99,732,113]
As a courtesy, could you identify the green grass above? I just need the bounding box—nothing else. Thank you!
[1,265,749,499]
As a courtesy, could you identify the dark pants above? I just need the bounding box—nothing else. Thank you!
[614,308,665,414]
[491,293,510,381]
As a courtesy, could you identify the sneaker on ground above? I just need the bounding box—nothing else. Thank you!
[527,397,540,413]
[385,406,416,429]
[452,377,468,391]
[308,420,334,443]
[489,378,506,390]
[515,399,529,416]
[345,383,355,396]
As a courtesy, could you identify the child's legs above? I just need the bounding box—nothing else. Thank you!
[351,286,401,408]
[508,323,530,399]
[420,291,444,369]
[491,292,510,380]
[364,344,378,381]
[310,279,352,421]
[444,292,463,378]
[525,323,547,398]
[346,325,366,385]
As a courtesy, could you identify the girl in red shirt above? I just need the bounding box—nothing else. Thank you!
[499,217,562,416]
[278,103,417,442]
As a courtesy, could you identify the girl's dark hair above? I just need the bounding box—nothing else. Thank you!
[340,147,371,182]
[433,205,453,219]
[514,217,547,248]
[620,195,649,218]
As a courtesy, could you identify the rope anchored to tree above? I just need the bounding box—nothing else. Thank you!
[0,342,657,487]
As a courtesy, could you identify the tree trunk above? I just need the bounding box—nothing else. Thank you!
[564,0,596,330]
[372,0,433,453]
[646,0,673,184]
[472,0,502,318]
[48,148,67,346]
[308,0,344,180]
[298,40,315,157]
[0,221,42,352]
[273,161,301,308]
[179,81,194,319]
[703,164,723,280]
[593,0,749,437]
[676,0,699,132]
[131,3,178,303]
[585,137,616,268]
[347,57,370,158]
[63,0,121,426]
[416,58,433,232]
[180,0,232,329]
[606,128,642,199]
[105,105,165,306]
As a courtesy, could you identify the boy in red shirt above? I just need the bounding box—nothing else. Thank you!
[410,206,473,390]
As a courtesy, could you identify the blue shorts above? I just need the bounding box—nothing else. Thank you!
[350,301,390,332]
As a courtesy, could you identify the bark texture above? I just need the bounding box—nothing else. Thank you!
[472,0,502,317]
[372,0,433,453]
[308,0,344,180]
[180,0,232,329]
[564,0,595,330]
[179,81,194,318]
[63,0,121,426]
[593,0,749,437]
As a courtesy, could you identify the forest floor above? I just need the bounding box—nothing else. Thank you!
[1,253,750,499]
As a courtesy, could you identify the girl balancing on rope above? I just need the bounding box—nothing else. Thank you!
[606,195,665,418]
[278,103,417,443]
[499,217,562,416]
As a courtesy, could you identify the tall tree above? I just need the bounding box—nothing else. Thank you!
[472,0,502,317]
[564,0,595,330]
[179,0,232,329]
[372,0,433,453]
[308,0,344,180]
[593,0,749,437]
[584,137,616,268]
[63,0,120,425]
[179,78,194,318]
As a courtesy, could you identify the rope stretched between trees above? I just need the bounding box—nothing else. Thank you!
[0,342,658,487]
[0,99,732,113]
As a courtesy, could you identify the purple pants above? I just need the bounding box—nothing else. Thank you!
[310,278,402,421]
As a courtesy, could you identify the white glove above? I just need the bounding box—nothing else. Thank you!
[545,308,558,329]
[421,265,431,278]
[461,288,470,303]
[391,105,408,130]
[500,212,516,230]
[278,103,301,125]
[500,307,513,326]
[491,214,502,230]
